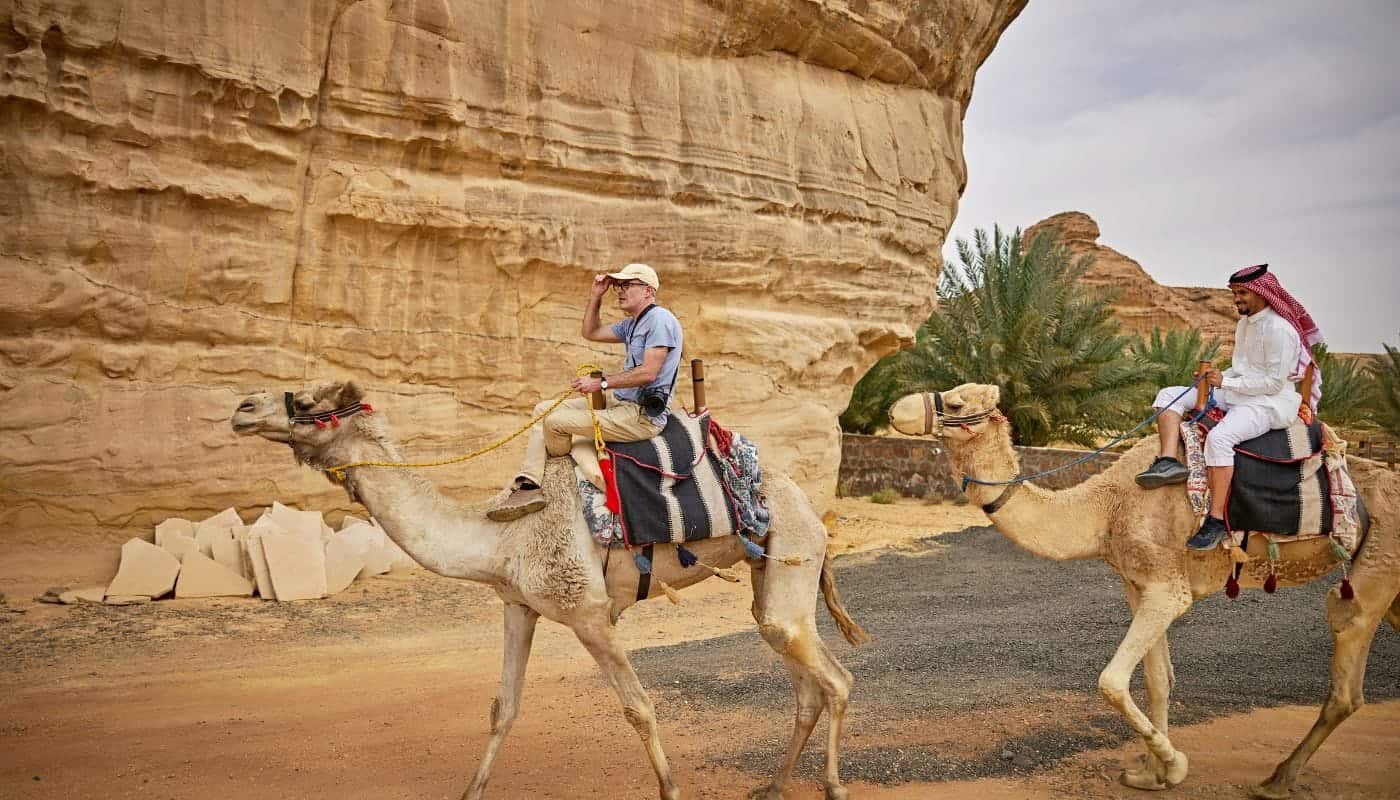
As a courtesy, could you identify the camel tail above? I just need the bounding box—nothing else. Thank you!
[820,554,870,646]
[819,511,871,646]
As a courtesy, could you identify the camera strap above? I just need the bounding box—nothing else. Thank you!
[624,304,657,359]
[625,304,679,410]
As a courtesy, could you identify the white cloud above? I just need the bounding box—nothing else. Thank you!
[948,0,1400,352]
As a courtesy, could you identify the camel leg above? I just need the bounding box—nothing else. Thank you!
[1118,582,1179,791]
[1249,578,1397,799]
[1099,583,1191,790]
[462,602,540,800]
[572,616,680,800]
[748,558,854,800]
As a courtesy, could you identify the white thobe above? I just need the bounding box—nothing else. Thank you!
[1217,306,1303,430]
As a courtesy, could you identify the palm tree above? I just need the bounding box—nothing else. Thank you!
[1371,339,1400,438]
[1129,328,1224,388]
[1312,344,1376,430]
[841,226,1152,446]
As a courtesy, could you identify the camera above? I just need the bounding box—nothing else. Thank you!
[639,388,669,416]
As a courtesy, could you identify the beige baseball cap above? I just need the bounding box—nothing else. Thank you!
[606,262,659,290]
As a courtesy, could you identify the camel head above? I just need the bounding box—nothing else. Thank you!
[231,380,376,469]
[887,383,1003,443]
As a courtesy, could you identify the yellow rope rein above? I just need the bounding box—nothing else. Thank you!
[326,364,606,483]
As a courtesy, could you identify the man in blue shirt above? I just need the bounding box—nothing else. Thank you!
[487,263,684,521]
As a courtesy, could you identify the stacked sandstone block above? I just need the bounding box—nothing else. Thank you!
[73,504,416,605]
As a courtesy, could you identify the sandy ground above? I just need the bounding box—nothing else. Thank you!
[2,497,1397,800]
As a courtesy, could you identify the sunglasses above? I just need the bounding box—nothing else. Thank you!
[613,281,647,291]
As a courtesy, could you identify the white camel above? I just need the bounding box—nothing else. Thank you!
[232,380,868,800]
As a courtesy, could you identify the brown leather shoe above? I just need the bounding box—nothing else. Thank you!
[485,487,546,522]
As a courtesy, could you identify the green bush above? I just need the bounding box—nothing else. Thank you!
[869,488,900,504]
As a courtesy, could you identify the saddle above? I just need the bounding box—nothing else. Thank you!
[1218,417,1331,535]
[1184,415,1365,548]
[575,411,769,549]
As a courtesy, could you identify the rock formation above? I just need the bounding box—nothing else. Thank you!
[0,1,1026,556]
[1026,212,1239,349]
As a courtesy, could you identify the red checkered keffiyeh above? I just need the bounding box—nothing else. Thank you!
[1229,264,1324,412]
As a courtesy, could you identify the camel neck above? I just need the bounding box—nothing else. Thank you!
[949,429,1105,561]
[336,438,505,584]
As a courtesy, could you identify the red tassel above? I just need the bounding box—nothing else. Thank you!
[1225,575,1240,599]
[360,403,373,414]
[1340,579,1354,600]
[314,419,327,430]
[330,414,340,428]
[600,454,621,514]
[1263,574,1277,594]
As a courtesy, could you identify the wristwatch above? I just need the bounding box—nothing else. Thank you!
[599,377,608,390]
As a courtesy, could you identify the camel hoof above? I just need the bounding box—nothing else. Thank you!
[1119,766,1168,791]
[1163,751,1188,787]
[747,785,785,800]
[1247,781,1292,800]
[825,785,850,800]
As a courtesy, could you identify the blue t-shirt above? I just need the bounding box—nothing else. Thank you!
[609,305,683,426]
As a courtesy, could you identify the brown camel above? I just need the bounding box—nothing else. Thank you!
[232,380,867,800]
[888,383,1400,799]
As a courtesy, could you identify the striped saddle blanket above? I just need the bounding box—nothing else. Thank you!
[1201,416,1332,536]
[604,411,742,548]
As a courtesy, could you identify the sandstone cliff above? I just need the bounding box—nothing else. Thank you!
[1026,212,1239,349]
[0,0,1025,555]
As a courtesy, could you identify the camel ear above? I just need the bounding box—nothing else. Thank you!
[336,381,364,407]
[988,385,1001,407]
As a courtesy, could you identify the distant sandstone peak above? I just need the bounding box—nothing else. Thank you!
[1029,211,1100,244]
[1026,212,1239,351]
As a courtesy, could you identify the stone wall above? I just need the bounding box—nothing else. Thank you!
[837,433,1122,500]
[0,0,1026,554]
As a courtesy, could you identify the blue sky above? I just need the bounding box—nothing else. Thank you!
[947,0,1399,353]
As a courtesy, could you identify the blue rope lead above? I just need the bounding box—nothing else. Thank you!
[961,375,1207,492]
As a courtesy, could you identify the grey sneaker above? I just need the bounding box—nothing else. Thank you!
[1187,515,1229,550]
[1135,456,1189,489]
[486,487,546,522]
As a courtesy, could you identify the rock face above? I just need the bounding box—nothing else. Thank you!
[1026,212,1239,349]
[0,1,1025,550]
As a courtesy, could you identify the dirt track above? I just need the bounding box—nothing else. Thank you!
[2,498,1398,800]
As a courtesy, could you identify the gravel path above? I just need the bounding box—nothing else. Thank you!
[631,526,1400,783]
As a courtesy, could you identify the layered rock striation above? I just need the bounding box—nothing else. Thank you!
[1,1,1025,549]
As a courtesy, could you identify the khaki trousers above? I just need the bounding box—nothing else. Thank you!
[517,396,662,488]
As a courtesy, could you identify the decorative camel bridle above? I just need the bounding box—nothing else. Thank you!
[888,391,1006,438]
[887,391,1019,513]
[283,391,374,429]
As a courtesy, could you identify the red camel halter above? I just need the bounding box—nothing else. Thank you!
[283,391,373,430]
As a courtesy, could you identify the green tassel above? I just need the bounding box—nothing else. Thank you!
[1266,538,1280,562]
[1329,539,1350,563]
